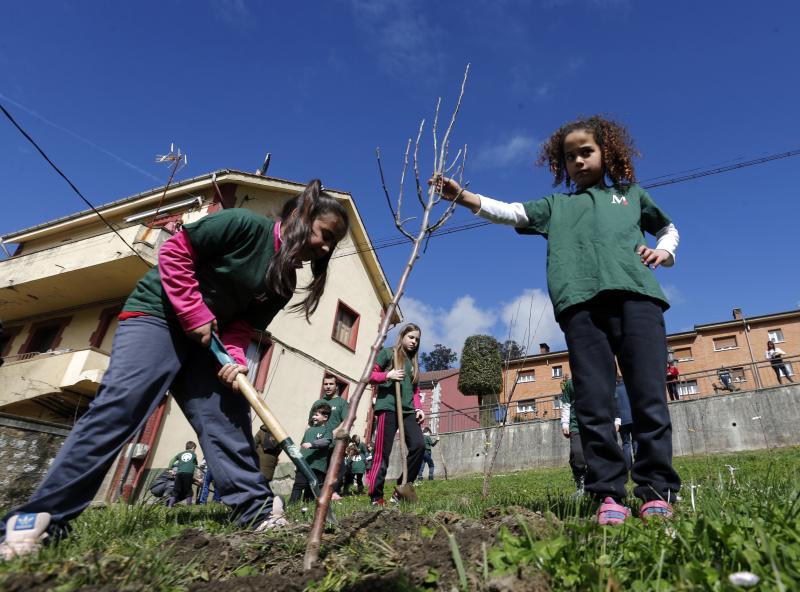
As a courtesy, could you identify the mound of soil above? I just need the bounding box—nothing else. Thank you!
[186,506,553,592]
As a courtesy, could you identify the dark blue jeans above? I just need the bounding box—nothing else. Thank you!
[559,293,681,502]
[418,450,434,480]
[1,316,276,535]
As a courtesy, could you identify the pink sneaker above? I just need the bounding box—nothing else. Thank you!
[640,500,673,522]
[596,498,631,525]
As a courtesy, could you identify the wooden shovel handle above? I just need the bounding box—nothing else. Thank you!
[394,351,409,485]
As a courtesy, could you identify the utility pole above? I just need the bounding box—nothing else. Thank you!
[734,308,763,390]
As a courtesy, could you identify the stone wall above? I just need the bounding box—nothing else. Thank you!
[0,414,70,508]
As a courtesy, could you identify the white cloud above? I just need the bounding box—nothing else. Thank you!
[500,289,563,353]
[350,0,445,78]
[396,288,565,360]
[474,133,538,169]
[397,295,496,353]
[213,0,251,26]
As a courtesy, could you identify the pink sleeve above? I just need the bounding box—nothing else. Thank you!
[218,320,252,366]
[413,386,422,410]
[370,364,389,384]
[159,230,215,332]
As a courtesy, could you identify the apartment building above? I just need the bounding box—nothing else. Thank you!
[500,308,799,422]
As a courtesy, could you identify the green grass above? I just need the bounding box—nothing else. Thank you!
[2,447,799,591]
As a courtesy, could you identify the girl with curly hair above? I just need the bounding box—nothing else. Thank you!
[430,115,680,525]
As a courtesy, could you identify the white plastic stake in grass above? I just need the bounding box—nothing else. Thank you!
[728,571,760,587]
[725,464,738,485]
[690,484,700,512]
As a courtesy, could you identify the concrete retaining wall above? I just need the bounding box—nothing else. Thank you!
[386,384,800,479]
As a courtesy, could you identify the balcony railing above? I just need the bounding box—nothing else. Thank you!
[425,356,798,435]
[0,225,169,318]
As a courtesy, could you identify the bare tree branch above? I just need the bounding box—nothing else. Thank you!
[376,147,397,221]
[304,64,471,571]
[431,97,441,174]
[428,183,468,234]
[396,138,413,226]
[413,119,427,208]
[437,64,470,174]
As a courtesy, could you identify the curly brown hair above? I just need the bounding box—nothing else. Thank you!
[536,115,640,189]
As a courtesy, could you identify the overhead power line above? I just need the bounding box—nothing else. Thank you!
[4,96,798,266]
[333,147,800,260]
[0,101,148,264]
[642,149,800,188]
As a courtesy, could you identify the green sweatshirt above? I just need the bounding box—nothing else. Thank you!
[123,208,290,329]
[169,450,198,474]
[516,184,671,319]
[373,347,416,414]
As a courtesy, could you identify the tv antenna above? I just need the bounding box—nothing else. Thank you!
[150,143,188,225]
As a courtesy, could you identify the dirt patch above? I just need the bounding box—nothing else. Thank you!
[2,507,553,591]
[167,508,552,591]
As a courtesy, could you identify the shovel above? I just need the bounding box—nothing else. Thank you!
[209,333,336,523]
[392,350,418,503]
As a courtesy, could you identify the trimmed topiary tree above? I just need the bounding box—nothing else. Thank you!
[459,335,503,427]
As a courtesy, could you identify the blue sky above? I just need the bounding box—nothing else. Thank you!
[2,1,799,357]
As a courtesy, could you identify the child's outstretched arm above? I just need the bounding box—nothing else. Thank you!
[429,175,532,227]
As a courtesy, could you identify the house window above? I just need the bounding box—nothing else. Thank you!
[89,305,123,349]
[19,317,71,355]
[551,365,563,378]
[331,300,360,351]
[517,399,536,414]
[768,329,785,343]
[1,326,23,357]
[782,363,795,377]
[730,367,747,383]
[678,380,698,396]
[553,397,561,409]
[250,338,274,393]
[713,336,738,351]
[673,346,693,361]
[516,371,536,383]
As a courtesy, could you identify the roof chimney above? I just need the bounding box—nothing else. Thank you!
[539,343,550,354]
[732,308,743,320]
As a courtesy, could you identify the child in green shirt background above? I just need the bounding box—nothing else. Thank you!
[432,115,681,525]
[343,439,366,495]
[289,404,332,504]
[167,441,198,507]
[417,427,439,482]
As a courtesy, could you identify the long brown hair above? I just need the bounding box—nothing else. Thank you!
[393,323,422,385]
[265,179,349,320]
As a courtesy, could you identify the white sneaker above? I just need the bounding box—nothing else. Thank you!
[253,496,288,532]
[1,513,51,560]
[254,514,288,532]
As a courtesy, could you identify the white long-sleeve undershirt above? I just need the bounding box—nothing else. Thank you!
[475,194,679,266]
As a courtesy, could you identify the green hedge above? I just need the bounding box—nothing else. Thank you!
[458,334,503,397]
